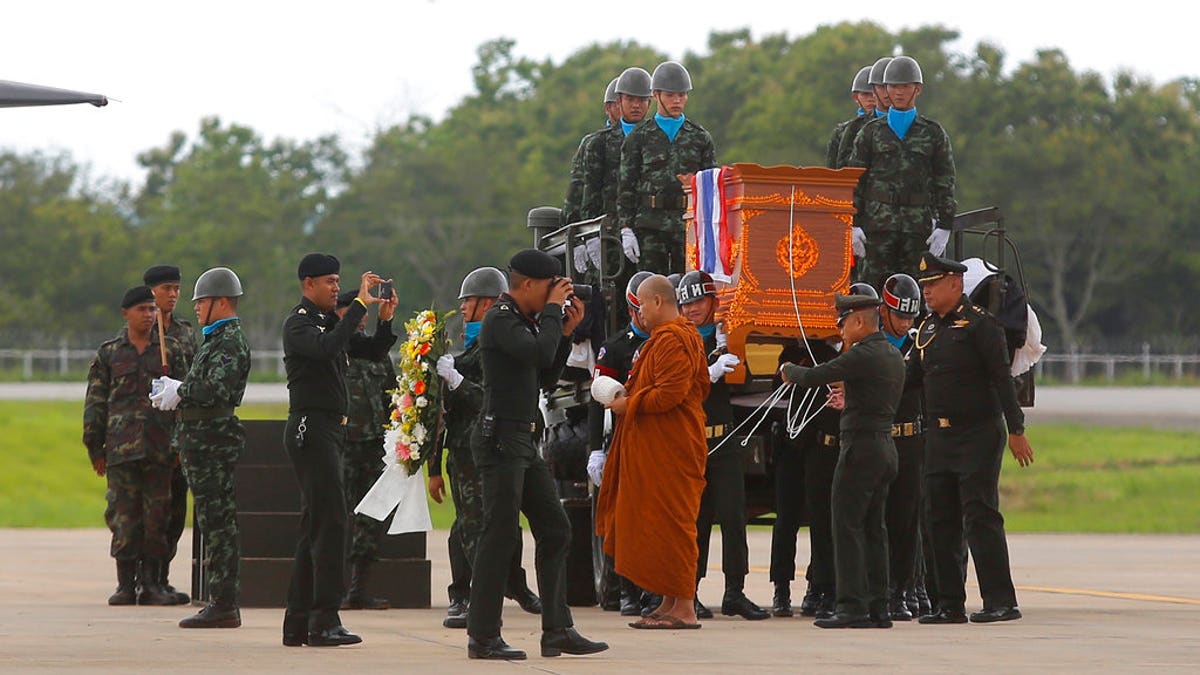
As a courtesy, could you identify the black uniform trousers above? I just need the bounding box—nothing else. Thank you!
[803,435,839,590]
[886,433,925,592]
[925,415,1018,611]
[768,437,804,584]
[283,411,349,633]
[467,429,572,639]
[831,430,898,615]
[444,454,530,603]
[695,440,749,589]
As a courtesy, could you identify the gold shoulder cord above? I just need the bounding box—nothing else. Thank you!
[914,317,938,350]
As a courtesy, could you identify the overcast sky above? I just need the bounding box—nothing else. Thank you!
[3,0,1191,185]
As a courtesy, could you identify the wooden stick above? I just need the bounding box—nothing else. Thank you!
[156,308,169,376]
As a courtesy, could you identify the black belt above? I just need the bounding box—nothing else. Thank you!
[816,432,839,448]
[495,419,537,435]
[640,193,687,210]
[865,187,928,207]
[892,420,923,438]
[291,410,349,425]
[178,407,235,422]
[931,413,991,429]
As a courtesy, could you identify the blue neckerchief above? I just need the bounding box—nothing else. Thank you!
[875,107,887,118]
[630,323,649,339]
[696,323,716,339]
[857,107,865,117]
[463,321,482,349]
[620,118,636,135]
[885,330,907,349]
[202,317,237,337]
[654,113,685,142]
[888,106,918,140]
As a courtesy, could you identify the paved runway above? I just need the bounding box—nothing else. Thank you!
[3,528,1198,672]
[5,383,1198,429]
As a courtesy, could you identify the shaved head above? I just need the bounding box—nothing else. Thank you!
[636,274,680,330]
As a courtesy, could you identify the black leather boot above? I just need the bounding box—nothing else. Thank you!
[443,597,468,629]
[108,560,137,606]
[136,559,175,606]
[798,582,821,617]
[308,625,363,646]
[914,584,933,617]
[160,561,190,605]
[772,582,794,617]
[889,588,913,621]
[468,635,525,660]
[721,588,770,621]
[506,584,542,615]
[179,602,242,628]
[815,586,837,620]
[618,580,641,617]
[540,627,609,657]
[341,560,390,610]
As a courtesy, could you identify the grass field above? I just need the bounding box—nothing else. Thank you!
[2,401,1197,532]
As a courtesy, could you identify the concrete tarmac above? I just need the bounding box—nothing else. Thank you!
[2,528,1198,673]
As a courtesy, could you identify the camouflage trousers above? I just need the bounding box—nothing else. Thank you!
[445,451,528,601]
[104,459,173,561]
[636,227,687,276]
[342,438,387,564]
[178,418,244,605]
[855,229,929,291]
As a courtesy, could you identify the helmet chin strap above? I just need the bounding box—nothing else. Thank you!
[203,299,215,327]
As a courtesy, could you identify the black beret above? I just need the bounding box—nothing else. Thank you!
[297,253,340,280]
[915,252,968,284]
[121,285,155,309]
[143,265,181,286]
[508,248,561,280]
[336,289,359,308]
[834,293,882,325]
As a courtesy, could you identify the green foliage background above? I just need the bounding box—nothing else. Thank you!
[2,22,1198,352]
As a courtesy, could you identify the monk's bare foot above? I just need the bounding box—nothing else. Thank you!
[654,596,677,616]
[663,597,698,624]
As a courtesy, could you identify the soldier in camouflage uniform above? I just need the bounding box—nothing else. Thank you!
[85,285,187,606]
[143,264,196,605]
[335,289,398,610]
[617,61,717,276]
[826,66,877,170]
[577,67,653,289]
[430,268,541,629]
[152,267,252,628]
[849,56,956,290]
[562,78,622,228]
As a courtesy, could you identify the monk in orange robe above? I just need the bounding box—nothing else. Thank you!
[596,275,710,629]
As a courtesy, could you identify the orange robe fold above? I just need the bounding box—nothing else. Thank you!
[595,316,710,598]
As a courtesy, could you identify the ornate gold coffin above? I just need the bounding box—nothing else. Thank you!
[683,163,863,382]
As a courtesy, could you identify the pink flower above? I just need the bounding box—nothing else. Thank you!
[401,394,414,409]
[396,443,412,460]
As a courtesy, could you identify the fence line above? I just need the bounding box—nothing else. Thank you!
[4,347,1199,384]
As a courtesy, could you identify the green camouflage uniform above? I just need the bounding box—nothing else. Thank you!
[84,328,186,561]
[342,341,397,564]
[562,126,608,225]
[617,117,717,275]
[849,115,956,289]
[162,316,196,569]
[581,123,634,288]
[174,318,251,605]
[831,114,873,170]
[825,118,854,169]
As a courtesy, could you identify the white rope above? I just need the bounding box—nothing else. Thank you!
[782,185,832,438]
[708,383,791,455]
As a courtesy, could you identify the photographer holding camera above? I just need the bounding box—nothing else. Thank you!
[465,249,608,661]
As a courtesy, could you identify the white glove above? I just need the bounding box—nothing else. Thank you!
[708,353,741,383]
[436,354,464,390]
[587,449,607,486]
[573,245,588,274]
[621,227,640,263]
[851,227,867,258]
[150,376,183,411]
[927,226,950,257]
[715,323,728,350]
[585,237,602,269]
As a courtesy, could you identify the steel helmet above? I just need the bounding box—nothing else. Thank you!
[883,56,923,85]
[615,67,652,98]
[883,273,922,317]
[847,282,879,299]
[851,66,873,93]
[625,271,654,310]
[651,61,692,93]
[458,267,509,300]
[868,57,893,86]
[677,270,717,305]
[192,267,244,300]
[603,77,619,104]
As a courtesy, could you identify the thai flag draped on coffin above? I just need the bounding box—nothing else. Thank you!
[692,166,733,283]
